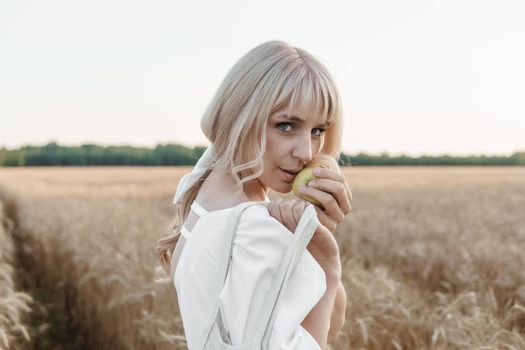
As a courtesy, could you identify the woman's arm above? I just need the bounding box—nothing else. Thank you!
[301,272,340,350]
[327,280,346,343]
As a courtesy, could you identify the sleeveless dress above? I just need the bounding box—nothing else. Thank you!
[172,198,326,349]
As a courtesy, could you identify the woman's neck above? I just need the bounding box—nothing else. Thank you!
[196,168,267,209]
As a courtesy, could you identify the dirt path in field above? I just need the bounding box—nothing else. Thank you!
[0,189,88,350]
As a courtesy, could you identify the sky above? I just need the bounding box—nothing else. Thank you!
[1,0,524,157]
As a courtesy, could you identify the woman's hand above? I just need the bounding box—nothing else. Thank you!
[296,167,352,233]
[268,197,308,233]
[268,197,342,278]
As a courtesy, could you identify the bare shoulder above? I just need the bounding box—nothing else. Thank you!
[195,186,247,212]
[195,171,253,211]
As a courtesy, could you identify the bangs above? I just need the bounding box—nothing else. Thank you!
[271,65,338,126]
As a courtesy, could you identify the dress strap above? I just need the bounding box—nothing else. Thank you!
[179,202,207,239]
[180,225,191,239]
[191,201,208,216]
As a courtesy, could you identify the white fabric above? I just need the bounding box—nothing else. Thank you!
[173,145,215,206]
[173,200,326,350]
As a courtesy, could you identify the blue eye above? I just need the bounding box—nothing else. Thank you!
[276,123,293,132]
[312,128,327,137]
[276,123,326,137]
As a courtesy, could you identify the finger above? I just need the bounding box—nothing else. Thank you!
[268,197,284,222]
[311,167,352,214]
[308,178,351,215]
[280,199,298,232]
[342,176,353,202]
[300,184,345,222]
[291,200,306,225]
[311,167,344,182]
[314,206,337,233]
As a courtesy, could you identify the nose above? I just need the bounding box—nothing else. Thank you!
[292,132,314,165]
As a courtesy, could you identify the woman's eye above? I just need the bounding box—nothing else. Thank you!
[276,123,293,132]
[277,123,326,137]
[312,128,327,137]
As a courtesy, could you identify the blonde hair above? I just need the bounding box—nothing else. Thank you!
[155,40,344,282]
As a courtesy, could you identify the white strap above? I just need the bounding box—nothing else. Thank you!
[180,225,191,239]
[191,201,209,216]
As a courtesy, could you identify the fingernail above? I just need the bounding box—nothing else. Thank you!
[300,185,307,193]
[313,168,321,175]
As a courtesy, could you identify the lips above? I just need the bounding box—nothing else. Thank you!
[279,168,299,182]
[281,168,302,174]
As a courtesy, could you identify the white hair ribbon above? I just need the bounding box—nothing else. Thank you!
[173,144,215,206]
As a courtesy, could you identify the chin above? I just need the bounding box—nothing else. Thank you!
[273,181,293,194]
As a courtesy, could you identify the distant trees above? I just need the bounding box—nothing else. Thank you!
[339,152,525,166]
[0,142,204,166]
[0,143,524,166]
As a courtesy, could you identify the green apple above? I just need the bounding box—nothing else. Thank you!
[292,154,337,209]
[292,165,323,207]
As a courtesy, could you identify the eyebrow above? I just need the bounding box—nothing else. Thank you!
[275,114,331,127]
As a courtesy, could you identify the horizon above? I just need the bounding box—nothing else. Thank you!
[1,140,522,158]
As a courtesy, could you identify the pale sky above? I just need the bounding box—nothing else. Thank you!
[1,0,524,157]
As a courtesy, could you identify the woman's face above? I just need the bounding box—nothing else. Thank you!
[258,105,329,194]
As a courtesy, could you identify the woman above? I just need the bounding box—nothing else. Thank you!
[156,40,352,349]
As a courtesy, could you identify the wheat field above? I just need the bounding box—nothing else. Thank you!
[0,166,524,349]
[0,194,33,349]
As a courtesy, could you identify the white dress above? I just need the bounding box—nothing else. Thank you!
[172,198,327,350]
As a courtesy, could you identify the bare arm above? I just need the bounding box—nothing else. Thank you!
[268,199,344,348]
[301,273,340,350]
[327,280,346,343]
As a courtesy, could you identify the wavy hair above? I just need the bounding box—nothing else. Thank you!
[155,40,344,282]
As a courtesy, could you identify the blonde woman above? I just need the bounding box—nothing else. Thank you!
[156,40,352,350]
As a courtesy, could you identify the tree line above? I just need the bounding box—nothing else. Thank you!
[0,142,524,166]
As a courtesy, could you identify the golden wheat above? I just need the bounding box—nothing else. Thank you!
[0,166,524,349]
[0,196,33,350]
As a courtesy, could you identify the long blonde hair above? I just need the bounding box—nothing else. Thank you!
[155,40,344,281]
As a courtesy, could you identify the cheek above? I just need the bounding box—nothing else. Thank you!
[265,129,279,148]
[266,128,293,153]
[263,134,286,174]
[264,132,281,159]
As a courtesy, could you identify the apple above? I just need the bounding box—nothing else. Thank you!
[292,154,338,208]
[292,166,323,207]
